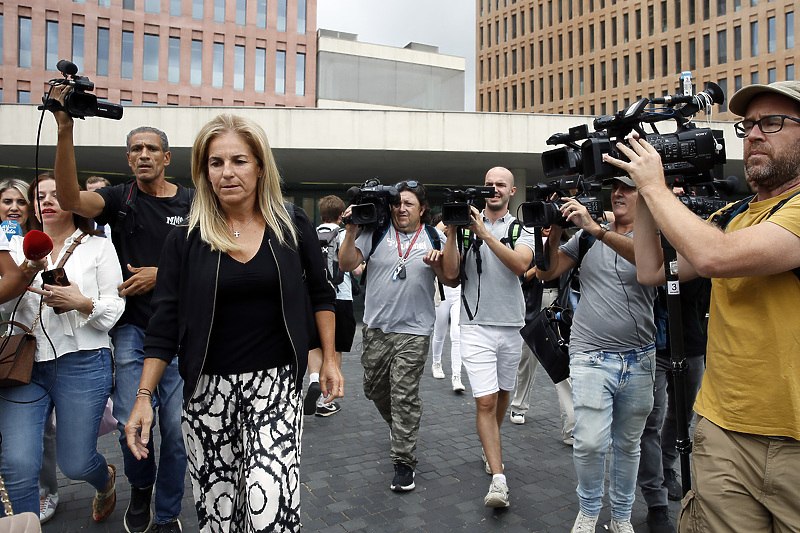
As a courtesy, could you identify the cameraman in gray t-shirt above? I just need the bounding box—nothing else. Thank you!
[537,176,657,533]
[339,181,457,495]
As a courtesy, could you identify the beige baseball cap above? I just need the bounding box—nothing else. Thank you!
[728,80,800,116]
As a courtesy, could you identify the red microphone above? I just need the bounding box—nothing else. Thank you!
[23,230,53,260]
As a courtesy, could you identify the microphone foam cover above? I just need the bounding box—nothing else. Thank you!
[22,230,54,260]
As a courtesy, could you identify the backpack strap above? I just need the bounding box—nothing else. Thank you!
[500,219,523,249]
[112,180,139,238]
[359,223,391,287]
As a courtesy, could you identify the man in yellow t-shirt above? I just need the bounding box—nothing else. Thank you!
[604,81,800,532]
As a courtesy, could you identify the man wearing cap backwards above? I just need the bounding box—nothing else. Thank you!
[536,176,658,533]
[605,82,800,532]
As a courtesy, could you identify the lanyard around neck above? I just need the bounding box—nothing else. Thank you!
[396,225,423,260]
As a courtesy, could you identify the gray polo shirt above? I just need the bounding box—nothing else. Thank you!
[561,229,657,354]
[459,211,536,327]
[356,224,445,336]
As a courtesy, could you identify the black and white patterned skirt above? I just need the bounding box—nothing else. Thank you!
[182,364,302,533]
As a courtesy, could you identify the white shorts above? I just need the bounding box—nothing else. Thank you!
[460,324,523,398]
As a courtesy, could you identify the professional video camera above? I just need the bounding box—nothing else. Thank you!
[543,80,726,183]
[441,186,496,226]
[519,175,603,228]
[342,178,399,228]
[39,60,123,120]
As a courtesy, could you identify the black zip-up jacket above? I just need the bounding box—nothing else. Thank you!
[144,205,336,407]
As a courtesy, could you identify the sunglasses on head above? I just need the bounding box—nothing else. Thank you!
[394,180,420,189]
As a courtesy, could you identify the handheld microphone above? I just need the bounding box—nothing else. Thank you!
[0,220,23,238]
[23,231,54,260]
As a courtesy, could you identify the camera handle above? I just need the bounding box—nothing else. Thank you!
[660,234,693,499]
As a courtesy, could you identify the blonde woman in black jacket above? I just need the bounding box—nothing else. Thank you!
[125,114,340,533]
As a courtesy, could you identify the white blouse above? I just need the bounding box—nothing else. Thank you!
[1,230,125,362]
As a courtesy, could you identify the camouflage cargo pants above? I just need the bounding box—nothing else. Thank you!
[361,326,430,468]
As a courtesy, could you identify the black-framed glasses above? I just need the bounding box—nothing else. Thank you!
[395,180,420,189]
[733,114,800,138]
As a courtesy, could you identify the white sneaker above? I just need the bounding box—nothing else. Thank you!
[609,518,635,533]
[452,375,466,392]
[432,362,445,379]
[483,478,510,508]
[510,411,525,424]
[571,510,598,533]
[39,492,59,524]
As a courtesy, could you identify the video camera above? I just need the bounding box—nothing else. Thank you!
[520,175,603,228]
[441,187,496,226]
[342,178,399,228]
[543,80,726,183]
[39,60,123,120]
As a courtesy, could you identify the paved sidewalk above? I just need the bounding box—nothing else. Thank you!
[42,327,681,532]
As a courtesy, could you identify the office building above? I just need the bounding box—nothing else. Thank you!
[0,0,316,107]
[476,0,796,119]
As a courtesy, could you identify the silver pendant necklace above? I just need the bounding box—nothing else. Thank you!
[228,214,256,238]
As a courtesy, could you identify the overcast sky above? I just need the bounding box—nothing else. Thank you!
[316,0,477,111]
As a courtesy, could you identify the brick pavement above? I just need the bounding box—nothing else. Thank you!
[42,327,681,532]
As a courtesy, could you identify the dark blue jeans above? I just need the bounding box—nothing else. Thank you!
[637,351,670,509]
[0,349,112,515]
[112,323,186,524]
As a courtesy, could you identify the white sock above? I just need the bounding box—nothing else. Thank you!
[492,473,507,485]
[309,373,319,383]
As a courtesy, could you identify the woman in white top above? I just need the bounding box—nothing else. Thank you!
[0,174,124,522]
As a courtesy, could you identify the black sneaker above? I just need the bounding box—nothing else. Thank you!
[390,462,415,492]
[124,485,153,533]
[303,382,321,415]
[646,505,676,533]
[315,402,341,417]
[151,519,182,533]
[662,469,683,501]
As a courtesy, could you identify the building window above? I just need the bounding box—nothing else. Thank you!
[703,33,711,67]
[18,90,30,104]
[549,37,553,63]
[234,45,244,90]
[278,0,287,31]
[600,20,606,49]
[99,0,111,6]
[549,75,554,102]
[143,33,159,82]
[504,17,508,42]
[512,85,518,110]
[734,74,742,91]
[72,24,85,73]
[539,3,543,30]
[734,25,742,60]
[298,0,307,34]
[276,50,286,94]
[661,1,667,31]
[717,0,726,15]
[635,8,641,39]
[512,49,517,74]
[579,66,584,95]
[213,42,224,88]
[512,14,517,39]
[168,36,180,83]
[568,30,573,58]
[569,70,573,97]
[689,0,696,23]
[215,0,225,23]
[257,0,267,28]
[623,13,629,42]
[636,51,642,81]
[46,21,58,71]
[579,28,584,54]
[121,30,134,79]
[590,64,595,91]
[601,61,606,90]
[612,16,617,45]
[675,42,682,70]
[734,0,741,10]
[787,64,795,80]
[612,58,617,88]
[123,0,134,8]
[648,48,655,79]
[751,71,759,84]
[558,72,563,99]
[768,67,776,83]
[768,16,776,53]
[193,0,203,18]
[236,0,246,25]
[521,46,525,71]
[488,57,492,81]
[689,38,696,69]
[702,0,709,19]
[191,40,202,85]
[661,44,668,76]
[19,18,32,68]
[558,35,563,61]
[145,0,160,13]
[788,12,795,49]
[170,0,181,16]
[718,29,727,64]
[589,24,594,52]
[521,11,525,36]
[751,21,759,56]
[487,25,492,48]
[648,5,654,36]
[675,0,681,28]
[97,27,109,77]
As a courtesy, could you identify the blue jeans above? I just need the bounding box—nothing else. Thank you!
[112,324,186,524]
[571,344,655,521]
[0,349,113,515]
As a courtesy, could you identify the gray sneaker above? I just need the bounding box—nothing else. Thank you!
[571,510,598,533]
[609,518,635,533]
[483,478,510,507]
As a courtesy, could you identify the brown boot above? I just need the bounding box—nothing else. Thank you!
[92,463,116,522]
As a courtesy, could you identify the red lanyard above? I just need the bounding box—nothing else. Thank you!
[396,225,424,260]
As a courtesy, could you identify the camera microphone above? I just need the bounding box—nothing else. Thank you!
[23,230,53,261]
[713,175,741,195]
[56,59,79,76]
[346,186,361,199]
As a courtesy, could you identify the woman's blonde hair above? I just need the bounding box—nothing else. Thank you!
[0,178,33,234]
[189,114,297,252]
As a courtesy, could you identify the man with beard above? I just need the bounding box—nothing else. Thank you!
[441,167,537,508]
[605,81,800,532]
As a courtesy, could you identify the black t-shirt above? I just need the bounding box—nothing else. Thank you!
[94,182,195,329]
[203,231,293,375]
